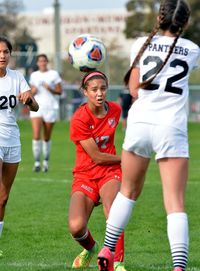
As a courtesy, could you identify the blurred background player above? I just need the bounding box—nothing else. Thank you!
[0,36,38,256]
[29,54,62,172]
[118,86,133,131]
[98,0,200,271]
[68,71,127,271]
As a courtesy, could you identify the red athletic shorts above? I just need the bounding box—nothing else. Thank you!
[72,167,122,204]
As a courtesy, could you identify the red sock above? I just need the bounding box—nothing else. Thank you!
[114,232,124,262]
[74,230,95,251]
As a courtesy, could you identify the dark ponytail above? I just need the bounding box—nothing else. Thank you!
[124,23,159,85]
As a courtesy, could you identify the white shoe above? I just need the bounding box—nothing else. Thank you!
[42,160,48,172]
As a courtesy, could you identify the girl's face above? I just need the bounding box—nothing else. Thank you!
[0,42,10,70]
[84,78,107,107]
[37,56,48,71]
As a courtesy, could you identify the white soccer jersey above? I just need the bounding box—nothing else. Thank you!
[129,35,200,132]
[0,68,30,146]
[29,69,62,110]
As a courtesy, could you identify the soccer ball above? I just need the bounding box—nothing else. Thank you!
[68,34,107,72]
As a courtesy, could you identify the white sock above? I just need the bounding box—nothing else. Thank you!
[0,221,4,237]
[32,140,41,163]
[42,140,51,161]
[167,212,189,270]
[104,192,135,252]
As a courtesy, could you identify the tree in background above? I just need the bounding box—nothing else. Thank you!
[124,0,200,84]
[124,0,200,46]
[183,0,200,46]
[0,0,23,38]
[0,0,37,49]
[0,0,38,74]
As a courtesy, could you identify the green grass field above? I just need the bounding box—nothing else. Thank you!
[0,120,200,271]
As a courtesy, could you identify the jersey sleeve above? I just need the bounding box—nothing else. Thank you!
[53,70,62,84]
[70,117,92,142]
[29,72,36,86]
[130,37,147,67]
[18,71,31,93]
[193,47,200,70]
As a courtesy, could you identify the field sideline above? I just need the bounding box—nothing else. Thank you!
[0,120,200,271]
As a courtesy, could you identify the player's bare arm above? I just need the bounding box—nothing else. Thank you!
[30,85,38,95]
[128,67,140,98]
[43,82,62,95]
[80,138,121,165]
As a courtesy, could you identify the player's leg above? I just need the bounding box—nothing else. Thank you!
[31,117,43,172]
[98,150,150,271]
[42,121,54,172]
[0,161,19,256]
[68,191,97,268]
[0,159,3,252]
[100,179,126,271]
[159,157,188,271]
[0,162,19,219]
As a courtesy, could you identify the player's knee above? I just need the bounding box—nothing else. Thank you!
[68,218,86,237]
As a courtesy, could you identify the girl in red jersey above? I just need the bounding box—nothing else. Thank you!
[68,71,127,271]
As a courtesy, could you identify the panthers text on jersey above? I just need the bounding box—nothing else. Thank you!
[129,35,200,132]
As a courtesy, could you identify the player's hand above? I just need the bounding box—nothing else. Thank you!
[42,83,55,94]
[17,91,33,105]
[42,82,50,90]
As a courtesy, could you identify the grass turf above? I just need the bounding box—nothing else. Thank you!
[0,120,200,271]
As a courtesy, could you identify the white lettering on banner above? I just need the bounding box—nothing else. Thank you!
[27,14,126,26]
[19,9,134,55]
[64,26,121,35]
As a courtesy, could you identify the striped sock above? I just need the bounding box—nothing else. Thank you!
[171,243,188,270]
[103,192,135,252]
[104,224,123,253]
[167,212,189,270]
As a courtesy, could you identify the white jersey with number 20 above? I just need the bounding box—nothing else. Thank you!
[0,68,30,146]
[129,35,200,132]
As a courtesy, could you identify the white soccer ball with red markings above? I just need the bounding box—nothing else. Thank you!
[68,34,107,72]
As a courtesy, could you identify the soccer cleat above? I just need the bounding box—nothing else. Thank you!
[72,243,98,269]
[173,268,183,271]
[42,163,48,172]
[33,165,40,172]
[114,262,127,271]
[98,247,114,271]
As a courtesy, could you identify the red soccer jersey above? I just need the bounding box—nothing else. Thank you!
[70,101,121,180]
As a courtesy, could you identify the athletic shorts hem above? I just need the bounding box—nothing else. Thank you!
[0,146,21,163]
[72,186,100,205]
[71,169,121,205]
[156,153,189,160]
[122,145,151,158]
